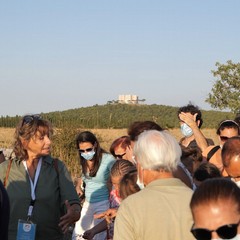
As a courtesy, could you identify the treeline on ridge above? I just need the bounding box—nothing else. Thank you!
[0,104,235,177]
[0,104,235,129]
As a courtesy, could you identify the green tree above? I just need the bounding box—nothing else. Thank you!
[206,60,240,113]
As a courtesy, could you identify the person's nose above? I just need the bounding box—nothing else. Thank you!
[211,231,219,239]
[44,136,51,145]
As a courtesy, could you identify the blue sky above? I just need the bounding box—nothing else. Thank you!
[1,1,239,116]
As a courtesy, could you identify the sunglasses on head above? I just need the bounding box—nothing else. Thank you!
[115,153,126,159]
[22,114,41,126]
[220,136,230,141]
[78,147,94,153]
[191,221,240,240]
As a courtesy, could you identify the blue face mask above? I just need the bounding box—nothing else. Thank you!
[81,151,95,161]
[181,123,193,137]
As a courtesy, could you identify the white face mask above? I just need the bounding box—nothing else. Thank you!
[181,123,193,137]
[81,150,95,161]
[137,164,145,189]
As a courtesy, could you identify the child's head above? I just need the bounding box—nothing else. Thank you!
[110,160,136,194]
[119,170,140,200]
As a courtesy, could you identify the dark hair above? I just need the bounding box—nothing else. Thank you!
[119,168,140,200]
[110,159,135,177]
[193,162,222,182]
[109,136,131,157]
[181,146,203,174]
[177,104,203,128]
[181,146,202,163]
[222,136,240,168]
[76,131,106,177]
[13,115,53,160]
[127,121,163,141]
[216,120,240,135]
[190,178,240,213]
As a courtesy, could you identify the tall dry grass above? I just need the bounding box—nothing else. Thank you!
[0,128,15,148]
[0,127,219,150]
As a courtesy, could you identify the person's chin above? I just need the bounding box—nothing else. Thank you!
[42,149,51,155]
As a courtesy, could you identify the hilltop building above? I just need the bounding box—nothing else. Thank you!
[107,95,145,105]
[118,95,139,104]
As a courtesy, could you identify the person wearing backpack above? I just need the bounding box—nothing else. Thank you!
[0,115,80,240]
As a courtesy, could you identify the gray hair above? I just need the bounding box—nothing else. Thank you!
[133,130,181,172]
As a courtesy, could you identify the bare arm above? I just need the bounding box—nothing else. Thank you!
[82,219,108,239]
[179,112,208,151]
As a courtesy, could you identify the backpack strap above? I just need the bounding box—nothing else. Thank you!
[4,159,13,188]
[207,146,221,161]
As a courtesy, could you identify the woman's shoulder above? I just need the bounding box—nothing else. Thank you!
[101,153,116,168]
[0,157,20,168]
[0,160,9,172]
[0,158,21,180]
[102,153,115,161]
[102,153,116,162]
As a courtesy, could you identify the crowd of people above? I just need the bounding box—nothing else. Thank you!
[0,104,239,240]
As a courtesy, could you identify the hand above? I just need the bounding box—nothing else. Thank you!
[179,112,198,128]
[82,229,96,239]
[126,145,135,164]
[104,208,117,219]
[94,212,106,219]
[76,185,84,196]
[59,201,81,234]
[75,178,84,196]
[94,208,117,224]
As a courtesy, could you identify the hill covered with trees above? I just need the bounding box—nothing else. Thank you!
[0,103,236,177]
[0,103,235,129]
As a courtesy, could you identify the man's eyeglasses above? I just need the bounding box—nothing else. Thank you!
[79,147,94,153]
[220,136,230,142]
[22,114,41,126]
[191,221,240,240]
[115,153,126,159]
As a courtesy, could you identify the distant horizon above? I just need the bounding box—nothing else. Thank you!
[0,101,231,118]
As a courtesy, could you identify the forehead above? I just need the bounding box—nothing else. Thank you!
[192,200,239,229]
[79,142,94,149]
[114,145,126,154]
[226,156,240,174]
[36,125,50,135]
[220,128,239,137]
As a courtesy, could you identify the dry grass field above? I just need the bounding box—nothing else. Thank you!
[0,128,15,148]
[0,127,219,150]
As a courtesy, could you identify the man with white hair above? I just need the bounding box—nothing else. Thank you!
[114,130,194,240]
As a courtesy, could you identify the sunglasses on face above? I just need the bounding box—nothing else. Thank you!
[22,114,41,126]
[78,147,94,153]
[191,221,240,240]
[115,152,126,159]
[220,136,230,142]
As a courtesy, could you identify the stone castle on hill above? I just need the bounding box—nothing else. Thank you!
[107,95,145,105]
